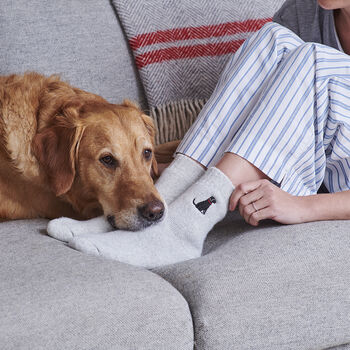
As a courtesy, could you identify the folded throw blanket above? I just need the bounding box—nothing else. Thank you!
[112,0,284,144]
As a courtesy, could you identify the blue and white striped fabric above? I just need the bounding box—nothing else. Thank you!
[177,22,350,196]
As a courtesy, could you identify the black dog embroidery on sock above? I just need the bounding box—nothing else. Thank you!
[193,196,216,215]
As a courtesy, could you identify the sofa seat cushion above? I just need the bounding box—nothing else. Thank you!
[0,219,193,350]
[155,212,350,350]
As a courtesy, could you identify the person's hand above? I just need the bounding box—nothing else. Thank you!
[229,179,308,226]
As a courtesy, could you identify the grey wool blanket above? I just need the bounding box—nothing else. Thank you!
[111,0,284,144]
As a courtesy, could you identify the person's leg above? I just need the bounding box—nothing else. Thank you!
[177,22,304,168]
[215,153,269,186]
[222,41,350,196]
[215,38,350,197]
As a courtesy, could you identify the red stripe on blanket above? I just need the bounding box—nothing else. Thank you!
[134,39,245,69]
[129,18,271,50]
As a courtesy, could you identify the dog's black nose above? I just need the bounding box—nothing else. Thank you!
[138,200,165,222]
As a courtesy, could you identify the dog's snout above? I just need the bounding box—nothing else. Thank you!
[138,199,165,222]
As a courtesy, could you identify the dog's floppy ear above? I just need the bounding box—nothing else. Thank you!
[32,100,85,196]
[121,100,159,177]
[151,153,159,178]
[140,113,159,177]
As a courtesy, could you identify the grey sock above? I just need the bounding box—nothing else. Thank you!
[47,216,113,242]
[47,153,205,241]
[68,167,234,268]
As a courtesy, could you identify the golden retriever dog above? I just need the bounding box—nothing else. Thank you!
[0,72,165,230]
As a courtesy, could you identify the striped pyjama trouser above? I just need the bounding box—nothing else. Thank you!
[177,22,350,196]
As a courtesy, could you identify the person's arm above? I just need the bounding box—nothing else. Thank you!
[230,179,350,226]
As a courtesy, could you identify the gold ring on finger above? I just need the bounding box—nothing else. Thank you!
[252,202,258,212]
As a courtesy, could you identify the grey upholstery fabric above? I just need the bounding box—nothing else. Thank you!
[155,211,350,350]
[328,345,350,350]
[0,0,146,107]
[2,1,350,349]
[0,220,193,350]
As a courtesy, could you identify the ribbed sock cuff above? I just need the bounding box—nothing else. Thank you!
[197,167,235,200]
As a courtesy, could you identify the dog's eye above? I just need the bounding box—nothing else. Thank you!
[100,155,118,169]
[143,149,152,161]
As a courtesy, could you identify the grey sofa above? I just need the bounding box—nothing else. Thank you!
[1,1,350,349]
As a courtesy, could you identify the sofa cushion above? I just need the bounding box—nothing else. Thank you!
[0,0,146,106]
[0,219,193,350]
[155,212,350,350]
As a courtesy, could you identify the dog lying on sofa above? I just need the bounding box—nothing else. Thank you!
[0,72,165,230]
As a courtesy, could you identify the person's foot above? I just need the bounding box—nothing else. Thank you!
[67,167,234,268]
[47,154,205,242]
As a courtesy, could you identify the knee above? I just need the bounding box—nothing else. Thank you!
[258,22,292,39]
[257,22,304,46]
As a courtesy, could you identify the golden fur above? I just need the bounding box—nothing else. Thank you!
[0,72,165,230]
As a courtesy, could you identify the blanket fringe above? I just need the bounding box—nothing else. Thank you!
[150,99,207,145]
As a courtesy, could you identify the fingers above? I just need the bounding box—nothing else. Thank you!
[239,187,264,209]
[230,179,281,226]
[239,195,267,223]
[229,179,268,211]
[247,207,273,226]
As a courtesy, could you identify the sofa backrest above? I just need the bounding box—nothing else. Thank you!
[0,0,146,106]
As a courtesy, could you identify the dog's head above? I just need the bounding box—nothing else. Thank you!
[209,196,216,204]
[32,82,164,230]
